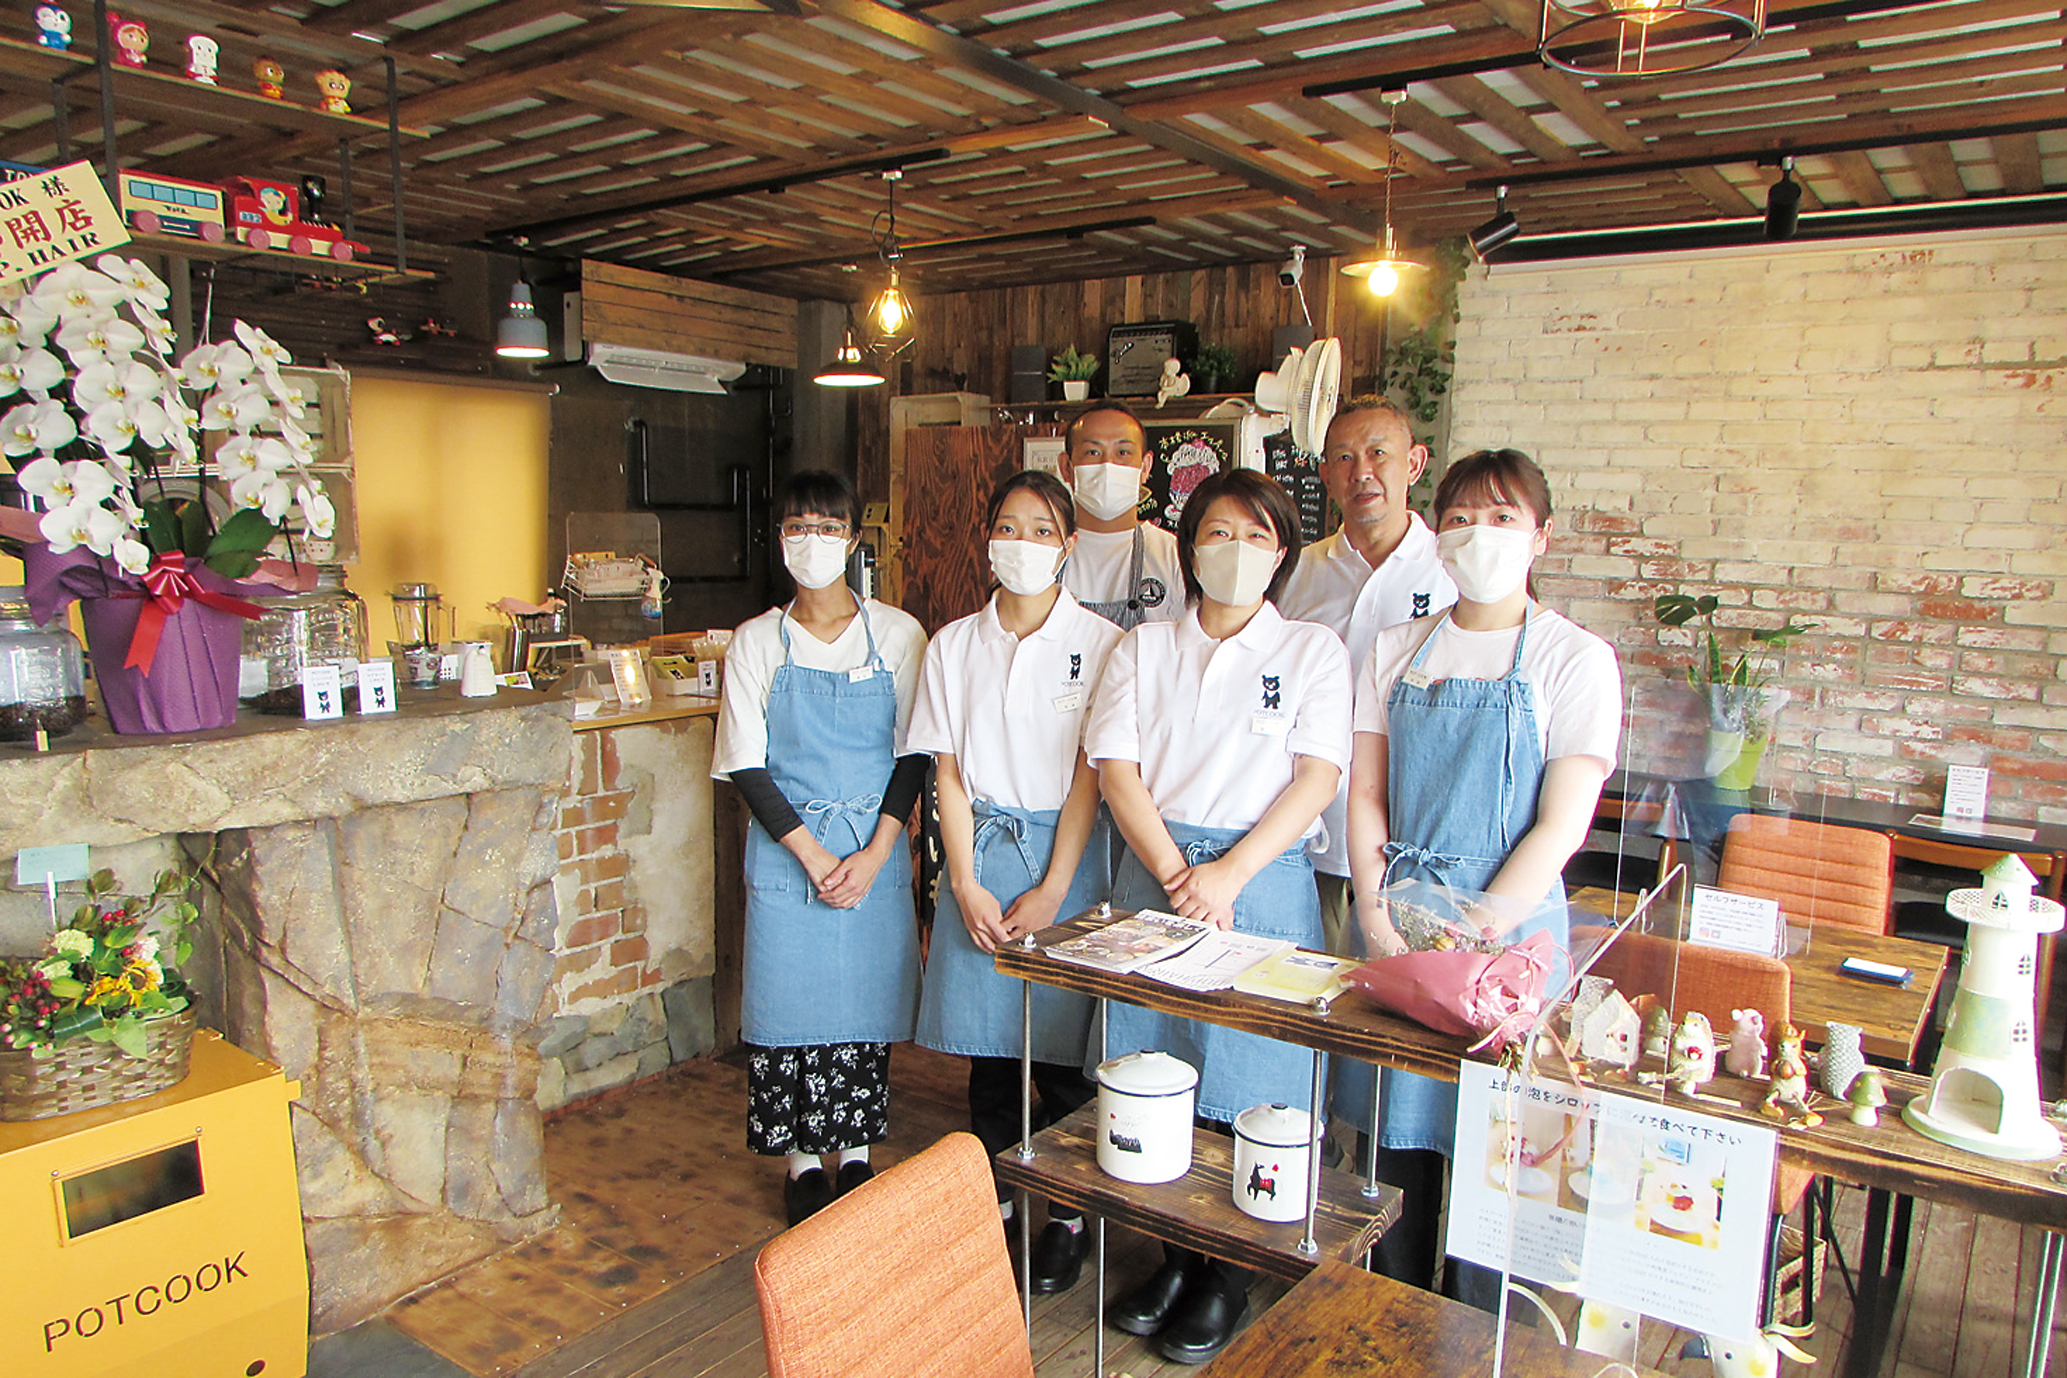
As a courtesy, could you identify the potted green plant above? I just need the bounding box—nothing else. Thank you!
[1192,341,1237,394]
[1654,593,1814,790]
[1048,345,1098,402]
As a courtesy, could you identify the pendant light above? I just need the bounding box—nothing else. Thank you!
[1539,0,1767,77]
[867,170,914,347]
[495,281,550,359]
[813,326,884,388]
[1339,91,1421,298]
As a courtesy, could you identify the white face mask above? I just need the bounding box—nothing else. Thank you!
[782,532,851,590]
[1438,524,1536,603]
[1193,539,1280,607]
[988,538,1063,597]
[1072,462,1142,522]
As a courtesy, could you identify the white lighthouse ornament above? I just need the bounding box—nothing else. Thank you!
[1905,854,2064,1160]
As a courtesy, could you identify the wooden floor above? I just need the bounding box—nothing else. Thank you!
[377,1044,2067,1378]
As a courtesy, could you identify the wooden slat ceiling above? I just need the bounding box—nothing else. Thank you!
[0,0,2059,299]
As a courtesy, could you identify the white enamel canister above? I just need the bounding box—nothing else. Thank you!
[1094,1051,1198,1184]
[1231,1102,1314,1222]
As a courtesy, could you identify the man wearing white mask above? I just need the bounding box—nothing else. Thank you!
[1340,447,1620,1305]
[1057,403,1182,630]
[1278,398,1455,951]
[713,470,929,1228]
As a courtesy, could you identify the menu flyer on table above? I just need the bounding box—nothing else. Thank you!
[1448,1066,1777,1343]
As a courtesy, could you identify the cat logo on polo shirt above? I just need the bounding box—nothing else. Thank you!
[1260,675,1281,711]
[1412,592,1431,618]
[1068,653,1083,683]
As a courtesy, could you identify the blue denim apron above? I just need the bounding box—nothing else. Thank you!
[741,602,920,1047]
[1336,611,1569,1153]
[916,801,1109,1062]
[1104,820,1324,1123]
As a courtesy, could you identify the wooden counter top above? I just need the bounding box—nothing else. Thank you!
[568,694,720,732]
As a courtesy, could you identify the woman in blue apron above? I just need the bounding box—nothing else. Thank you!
[1084,469,1352,1364]
[710,471,930,1228]
[910,471,1123,1294]
[1343,448,1623,1303]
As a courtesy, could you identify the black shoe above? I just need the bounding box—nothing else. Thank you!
[1155,1267,1250,1365]
[783,1168,835,1226]
[835,1159,875,1196]
[1030,1220,1086,1294]
[1109,1252,1201,1336]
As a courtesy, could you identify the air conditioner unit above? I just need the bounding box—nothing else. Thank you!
[588,342,747,394]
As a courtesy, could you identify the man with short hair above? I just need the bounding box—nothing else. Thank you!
[1278,398,1456,950]
[1058,403,1182,631]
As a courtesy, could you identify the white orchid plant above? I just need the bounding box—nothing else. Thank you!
[0,255,332,581]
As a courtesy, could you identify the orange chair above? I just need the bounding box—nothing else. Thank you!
[754,1132,1033,1378]
[1719,814,1895,934]
[1577,927,1793,1039]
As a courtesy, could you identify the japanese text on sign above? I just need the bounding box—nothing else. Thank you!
[0,161,130,287]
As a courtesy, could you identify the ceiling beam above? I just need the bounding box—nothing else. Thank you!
[809,0,1376,236]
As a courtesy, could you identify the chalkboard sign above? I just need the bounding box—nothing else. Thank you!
[1141,419,1236,530]
[1263,427,1330,546]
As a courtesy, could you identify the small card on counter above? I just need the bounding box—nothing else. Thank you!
[1944,765,1990,821]
[16,843,89,887]
[301,664,345,721]
[357,660,397,714]
[498,672,533,691]
[1908,813,2037,843]
[1687,885,1782,957]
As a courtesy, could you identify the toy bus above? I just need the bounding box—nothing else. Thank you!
[117,170,227,243]
[113,170,369,262]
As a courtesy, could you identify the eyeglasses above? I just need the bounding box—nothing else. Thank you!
[780,520,851,540]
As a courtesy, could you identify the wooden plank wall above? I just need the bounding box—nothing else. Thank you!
[900,422,1064,634]
[581,260,798,370]
[855,253,1401,508]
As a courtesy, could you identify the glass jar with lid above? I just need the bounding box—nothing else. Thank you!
[0,585,87,741]
[239,567,369,715]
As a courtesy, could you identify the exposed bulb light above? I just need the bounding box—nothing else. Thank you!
[1339,91,1421,300]
[869,264,912,337]
[813,328,884,388]
[1539,0,1768,76]
[495,281,550,359]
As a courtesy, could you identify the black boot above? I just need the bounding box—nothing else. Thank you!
[1109,1247,1206,1336]
[1156,1259,1251,1365]
[1029,1218,1087,1294]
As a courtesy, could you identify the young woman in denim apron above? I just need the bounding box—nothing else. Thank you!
[1343,449,1622,1302]
[1084,469,1352,1364]
[909,471,1123,1294]
[711,472,929,1228]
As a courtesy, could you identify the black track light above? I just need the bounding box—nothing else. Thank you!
[1766,159,1802,241]
[1470,185,1520,261]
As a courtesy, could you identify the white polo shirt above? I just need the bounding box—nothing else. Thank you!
[1278,514,1456,875]
[906,589,1124,813]
[1062,523,1183,625]
[1356,608,1623,770]
[1084,602,1353,836]
[711,597,928,777]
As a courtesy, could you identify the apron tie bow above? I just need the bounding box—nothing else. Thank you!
[971,804,1050,890]
[128,552,264,673]
[1380,840,1468,888]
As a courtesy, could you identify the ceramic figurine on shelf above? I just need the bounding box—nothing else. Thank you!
[1848,1068,1889,1127]
[1580,990,1641,1072]
[254,56,285,100]
[109,13,149,68]
[1760,1023,1823,1127]
[1155,357,1191,409]
[1640,1002,1672,1061]
[185,34,219,85]
[1724,1007,1767,1080]
[367,317,406,346]
[315,69,351,114]
[1820,1020,1866,1099]
[33,5,71,50]
[1665,1012,1716,1097]
[420,318,458,338]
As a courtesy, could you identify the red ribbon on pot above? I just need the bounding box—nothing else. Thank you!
[127,552,265,673]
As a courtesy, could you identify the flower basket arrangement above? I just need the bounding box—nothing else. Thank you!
[0,865,201,1121]
[0,257,328,733]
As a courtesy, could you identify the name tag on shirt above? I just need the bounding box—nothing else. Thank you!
[1403,668,1434,689]
[848,666,874,683]
[1251,710,1290,737]
[1052,691,1082,714]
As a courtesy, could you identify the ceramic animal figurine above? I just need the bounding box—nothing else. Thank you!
[314,68,351,114]
[1761,1023,1823,1127]
[1848,1068,1888,1127]
[1725,1007,1767,1079]
[1666,1012,1716,1096]
[1820,1020,1866,1099]
[1682,1324,1816,1378]
[254,56,285,100]
[185,33,218,85]
[1155,357,1191,409]
[366,317,404,346]
[34,5,71,50]
[109,13,148,68]
[1641,1002,1673,1060]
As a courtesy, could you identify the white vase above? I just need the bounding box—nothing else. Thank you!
[1061,379,1090,402]
[1820,1022,1866,1098]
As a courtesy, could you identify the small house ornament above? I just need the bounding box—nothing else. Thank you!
[1580,990,1641,1070]
[185,34,219,85]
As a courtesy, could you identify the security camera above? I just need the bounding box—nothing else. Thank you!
[1278,244,1306,288]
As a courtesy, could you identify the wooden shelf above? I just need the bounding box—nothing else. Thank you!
[992,1105,1399,1283]
[129,231,435,285]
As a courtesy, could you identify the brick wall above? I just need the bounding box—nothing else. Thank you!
[1449,229,2067,822]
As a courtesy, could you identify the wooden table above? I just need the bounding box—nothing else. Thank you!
[1200,1260,1671,1378]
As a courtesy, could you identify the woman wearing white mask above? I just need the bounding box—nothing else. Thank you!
[1058,403,1183,630]
[1342,447,1621,1302]
[909,470,1122,1293]
[1084,468,1351,1364]
[712,471,929,1228]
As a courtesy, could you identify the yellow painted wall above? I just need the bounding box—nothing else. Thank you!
[348,377,551,647]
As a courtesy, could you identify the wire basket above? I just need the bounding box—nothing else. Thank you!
[0,1007,198,1121]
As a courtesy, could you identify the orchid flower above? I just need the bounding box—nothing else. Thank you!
[29,263,125,319]
[112,535,151,576]
[85,397,171,457]
[231,470,293,521]
[296,483,337,539]
[233,320,292,374]
[179,341,255,391]
[133,307,176,356]
[0,344,64,399]
[1,398,77,457]
[0,303,55,350]
[95,254,171,313]
[200,382,270,432]
[73,359,163,410]
[264,370,310,417]
[39,498,122,555]
[56,311,147,367]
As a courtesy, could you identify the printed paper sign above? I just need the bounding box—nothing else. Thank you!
[1023,437,1065,475]
[0,161,130,287]
[1450,1066,1776,1343]
[1687,885,1782,957]
[1944,765,1989,822]
[301,663,344,720]
[356,660,397,714]
[15,843,89,887]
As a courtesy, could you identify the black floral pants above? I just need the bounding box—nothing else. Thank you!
[746,1041,891,1155]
